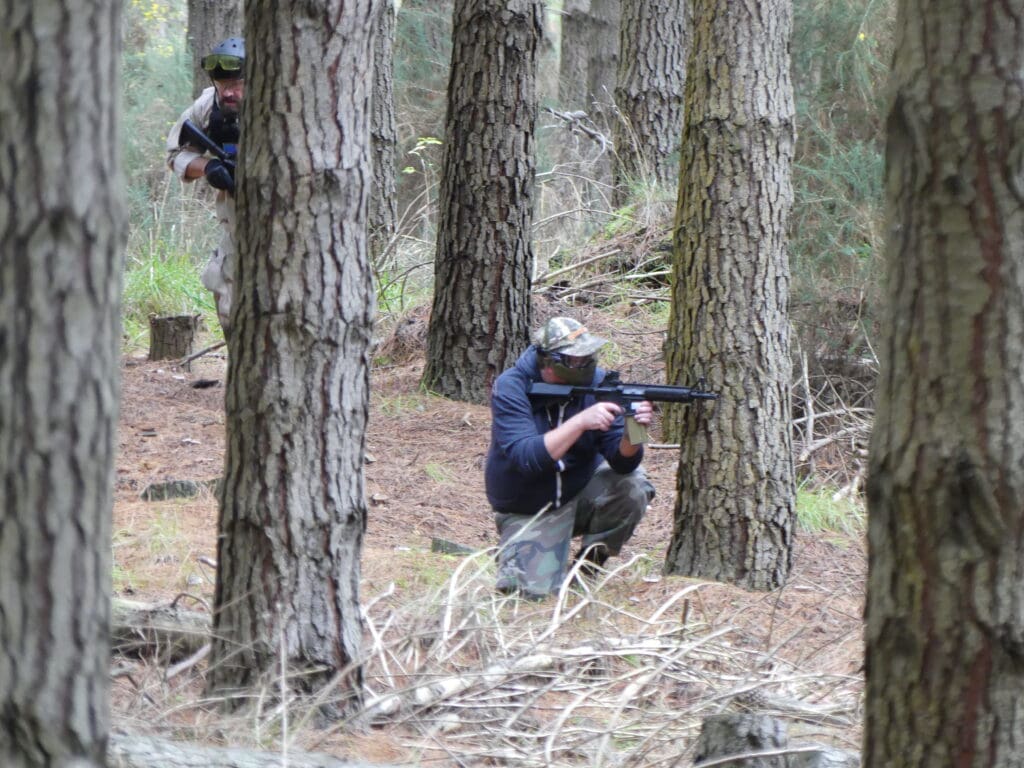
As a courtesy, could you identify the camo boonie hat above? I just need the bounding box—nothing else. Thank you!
[534,317,607,356]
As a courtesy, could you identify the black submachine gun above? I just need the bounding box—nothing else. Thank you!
[529,371,718,444]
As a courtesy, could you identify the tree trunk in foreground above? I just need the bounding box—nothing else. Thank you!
[421,0,541,403]
[208,0,375,712]
[863,2,1024,765]
[663,0,796,590]
[0,1,126,764]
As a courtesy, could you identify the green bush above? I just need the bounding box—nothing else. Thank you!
[790,0,894,359]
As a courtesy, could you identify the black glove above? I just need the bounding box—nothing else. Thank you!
[204,158,236,193]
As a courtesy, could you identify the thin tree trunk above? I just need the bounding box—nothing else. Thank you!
[421,0,541,404]
[559,0,591,110]
[187,0,243,97]
[586,0,619,119]
[663,0,796,591]
[0,0,126,764]
[864,2,1024,765]
[208,0,376,713]
[370,0,398,267]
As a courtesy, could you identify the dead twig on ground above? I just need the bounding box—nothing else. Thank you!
[178,340,225,368]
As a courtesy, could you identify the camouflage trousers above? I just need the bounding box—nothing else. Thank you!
[201,195,235,332]
[200,244,233,332]
[494,464,654,598]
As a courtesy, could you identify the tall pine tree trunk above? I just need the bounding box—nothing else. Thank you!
[421,0,541,404]
[559,0,591,110]
[0,0,126,763]
[663,0,796,591]
[370,0,398,267]
[586,0,619,117]
[187,0,243,97]
[613,0,688,204]
[208,0,376,711]
[864,2,1024,764]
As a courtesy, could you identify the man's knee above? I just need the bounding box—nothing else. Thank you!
[494,510,573,597]
[496,543,565,598]
[599,468,655,513]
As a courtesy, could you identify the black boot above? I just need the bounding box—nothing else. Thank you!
[573,544,609,580]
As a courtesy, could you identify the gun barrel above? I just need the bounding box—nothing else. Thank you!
[529,381,718,402]
[623,384,718,403]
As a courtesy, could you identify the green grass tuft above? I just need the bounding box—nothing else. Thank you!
[796,486,865,535]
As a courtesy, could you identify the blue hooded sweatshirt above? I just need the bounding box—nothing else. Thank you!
[485,346,644,515]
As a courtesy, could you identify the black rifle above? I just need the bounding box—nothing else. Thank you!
[528,371,718,444]
[179,119,236,172]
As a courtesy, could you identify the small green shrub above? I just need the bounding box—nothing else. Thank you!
[122,247,217,348]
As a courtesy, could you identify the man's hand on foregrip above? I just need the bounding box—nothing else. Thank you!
[204,158,235,193]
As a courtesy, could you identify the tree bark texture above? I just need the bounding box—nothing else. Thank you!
[613,0,688,202]
[370,0,398,267]
[663,0,796,591]
[864,2,1024,766]
[0,1,126,765]
[187,0,243,98]
[421,0,541,404]
[208,1,376,709]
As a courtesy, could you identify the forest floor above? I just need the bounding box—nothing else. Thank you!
[110,304,867,766]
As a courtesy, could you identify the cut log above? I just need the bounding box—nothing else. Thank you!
[148,314,200,366]
[139,478,219,501]
[694,713,788,767]
[108,733,393,768]
[111,597,211,662]
[789,748,860,768]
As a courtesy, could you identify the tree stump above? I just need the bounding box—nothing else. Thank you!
[148,314,199,367]
[694,713,788,767]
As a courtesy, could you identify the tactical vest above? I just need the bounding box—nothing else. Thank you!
[206,98,239,158]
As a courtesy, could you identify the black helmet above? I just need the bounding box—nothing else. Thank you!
[202,37,245,81]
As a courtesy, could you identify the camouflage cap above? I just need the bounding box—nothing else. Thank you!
[533,317,607,356]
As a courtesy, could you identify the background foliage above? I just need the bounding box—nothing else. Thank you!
[121,0,892,501]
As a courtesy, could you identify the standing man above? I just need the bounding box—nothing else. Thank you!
[166,37,245,332]
[485,317,656,598]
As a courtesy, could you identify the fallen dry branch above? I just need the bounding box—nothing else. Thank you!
[542,106,613,154]
[177,340,226,368]
[343,559,862,766]
[111,597,211,661]
[108,733,391,768]
[107,549,863,768]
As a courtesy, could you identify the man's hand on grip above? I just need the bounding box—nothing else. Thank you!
[576,402,622,432]
[204,158,235,193]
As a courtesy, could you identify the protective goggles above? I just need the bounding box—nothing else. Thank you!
[202,54,244,74]
[546,351,596,370]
